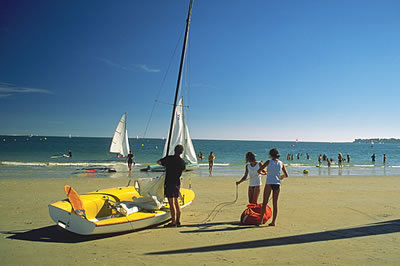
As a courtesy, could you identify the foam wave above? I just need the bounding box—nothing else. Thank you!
[286,163,312,167]
[287,163,385,168]
[0,161,134,167]
[198,163,230,166]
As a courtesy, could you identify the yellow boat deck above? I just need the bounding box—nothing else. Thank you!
[50,186,195,227]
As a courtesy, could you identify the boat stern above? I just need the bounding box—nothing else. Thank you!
[48,203,96,235]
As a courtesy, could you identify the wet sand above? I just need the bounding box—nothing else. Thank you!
[0,175,399,265]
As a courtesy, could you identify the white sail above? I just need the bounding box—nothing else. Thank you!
[183,123,198,164]
[123,128,130,156]
[163,98,185,157]
[162,98,197,164]
[110,113,130,157]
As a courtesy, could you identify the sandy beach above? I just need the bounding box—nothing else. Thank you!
[1,175,399,265]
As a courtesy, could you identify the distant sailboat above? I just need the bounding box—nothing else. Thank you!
[110,113,130,157]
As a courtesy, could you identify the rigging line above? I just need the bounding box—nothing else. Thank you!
[181,35,191,126]
[154,99,189,108]
[142,26,186,138]
[186,35,192,124]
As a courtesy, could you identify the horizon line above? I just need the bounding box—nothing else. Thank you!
[0,134,378,143]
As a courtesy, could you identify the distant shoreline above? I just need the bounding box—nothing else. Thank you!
[353,138,400,144]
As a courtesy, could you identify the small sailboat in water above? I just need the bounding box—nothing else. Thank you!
[110,113,130,158]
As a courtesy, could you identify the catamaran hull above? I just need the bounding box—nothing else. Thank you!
[49,205,173,235]
[141,163,199,172]
[48,194,194,235]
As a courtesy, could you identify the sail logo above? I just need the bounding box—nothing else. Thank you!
[177,114,181,120]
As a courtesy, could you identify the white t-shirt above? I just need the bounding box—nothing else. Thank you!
[247,162,262,187]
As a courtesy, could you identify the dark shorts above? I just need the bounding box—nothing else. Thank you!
[164,183,181,198]
[268,184,280,191]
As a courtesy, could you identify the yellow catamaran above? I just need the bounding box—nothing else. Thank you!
[48,178,195,235]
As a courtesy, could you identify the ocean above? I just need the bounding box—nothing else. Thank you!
[1,135,400,179]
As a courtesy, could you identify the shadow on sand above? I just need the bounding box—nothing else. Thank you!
[181,221,255,233]
[146,219,400,255]
[1,225,133,243]
[0,221,252,243]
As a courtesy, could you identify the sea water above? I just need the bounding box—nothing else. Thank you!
[0,135,399,179]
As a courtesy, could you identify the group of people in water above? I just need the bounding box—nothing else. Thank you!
[317,153,350,167]
[371,153,387,164]
[287,152,388,167]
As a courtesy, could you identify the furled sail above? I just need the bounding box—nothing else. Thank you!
[134,175,166,210]
[110,113,130,157]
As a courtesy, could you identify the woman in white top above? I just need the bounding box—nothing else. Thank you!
[257,148,289,226]
[236,152,266,204]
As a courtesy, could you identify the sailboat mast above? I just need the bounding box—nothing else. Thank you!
[166,0,193,156]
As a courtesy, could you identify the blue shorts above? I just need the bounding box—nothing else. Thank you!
[268,184,280,191]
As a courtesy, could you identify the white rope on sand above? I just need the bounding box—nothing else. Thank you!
[198,184,239,224]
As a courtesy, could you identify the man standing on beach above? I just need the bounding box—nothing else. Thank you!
[157,144,186,227]
[383,154,387,164]
[371,153,376,162]
[347,154,350,163]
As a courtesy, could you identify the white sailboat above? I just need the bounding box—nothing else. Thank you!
[48,0,196,235]
[141,100,198,172]
[110,113,130,158]
[140,0,197,172]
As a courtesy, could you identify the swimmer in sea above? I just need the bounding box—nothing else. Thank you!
[208,152,215,176]
[338,153,343,168]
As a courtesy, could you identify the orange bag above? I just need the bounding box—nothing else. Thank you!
[240,203,272,225]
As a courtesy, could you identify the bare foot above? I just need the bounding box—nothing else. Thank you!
[268,222,275,226]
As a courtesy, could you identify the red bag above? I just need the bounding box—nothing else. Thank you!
[240,203,272,225]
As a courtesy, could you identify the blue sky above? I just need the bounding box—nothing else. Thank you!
[0,0,399,142]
